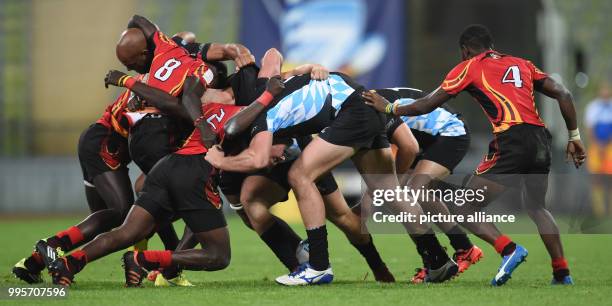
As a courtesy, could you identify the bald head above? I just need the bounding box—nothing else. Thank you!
[116,28,150,73]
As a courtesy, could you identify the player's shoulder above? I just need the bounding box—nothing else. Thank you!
[375,87,425,102]
[151,30,186,57]
[446,57,478,78]
[152,31,177,47]
[442,58,478,93]
[488,52,535,68]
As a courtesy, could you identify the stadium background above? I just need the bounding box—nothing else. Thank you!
[0,0,610,221]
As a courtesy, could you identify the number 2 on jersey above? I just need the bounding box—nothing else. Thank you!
[502,65,523,88]
[206,109,226,129]
[154,58,181,81]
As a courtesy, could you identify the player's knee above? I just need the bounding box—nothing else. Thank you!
[205,251,231,271]
[287,166,312,190]
[399,141,419,159]
[243,203,271,229]
[239,189,256,206]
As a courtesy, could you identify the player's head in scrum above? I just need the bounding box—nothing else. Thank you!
[115,28,151,74]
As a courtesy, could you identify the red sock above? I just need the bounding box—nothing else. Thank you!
[494,235,513,254]
[70,250,88,263]
[552,257,568,271]
[142,250,173,269]
[31,251,44,265]
[56,226,85,247]
[67,250,88,273]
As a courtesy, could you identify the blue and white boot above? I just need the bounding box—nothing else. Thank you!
[551,275,574,285]
[491,245,528,286]
[275,263,333,286]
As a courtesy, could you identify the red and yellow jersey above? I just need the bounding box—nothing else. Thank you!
[441,50,547,133]
[96,74,147,137]
[146,31,212,99]
[176,103,245,155]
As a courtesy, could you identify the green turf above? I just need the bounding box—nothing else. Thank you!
[1,216,611,306]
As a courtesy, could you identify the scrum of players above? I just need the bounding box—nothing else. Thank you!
[12,15,586,287]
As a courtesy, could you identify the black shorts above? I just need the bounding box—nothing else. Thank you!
[129,114,191,174]
[78,123,130,185]
[385,115,404,140]
[135,153,226,233]
[319,93,389,150]
[386,118,470,172]
[476,124,551,175]
[219,161,338,201]
[475,124,552,205]
[411,131,470,172]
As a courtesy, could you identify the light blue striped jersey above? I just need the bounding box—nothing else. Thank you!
[265,74,355,133]
[397,98,467,136]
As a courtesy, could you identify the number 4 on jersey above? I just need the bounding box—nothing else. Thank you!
[502,65,523,88]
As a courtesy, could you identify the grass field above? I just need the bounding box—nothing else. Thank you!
[1,216,611,306]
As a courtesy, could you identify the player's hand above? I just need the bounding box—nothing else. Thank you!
[104,70,128,88]
[363,90,391,113]
[270,144,287,165]
[205,145,225,168]
[310,64,329,80]
[127,95,146,112]
[266,76,285,96]
[566,140,586,169]
[234,53,255,69]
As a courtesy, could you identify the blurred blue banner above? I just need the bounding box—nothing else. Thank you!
[240,0,406,88]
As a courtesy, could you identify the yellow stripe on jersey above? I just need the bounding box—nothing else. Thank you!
[442,59,474,90]
[169,70,190,96]
[481,71,523,125]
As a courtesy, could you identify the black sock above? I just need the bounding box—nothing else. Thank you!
[260,216,302,271]
[501,242,517,257]
[161,265,181,279]
[306,225,329,271]
[446,225,473,251]
[350,235,384,270]
[413,230,450,270]
[24,254,45,272]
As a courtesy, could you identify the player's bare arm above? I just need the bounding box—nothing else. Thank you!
[205,131,274,172]
[104,70,190,121]
[224,76,285,138]
[182,76,216,148]
[205,43,255,68]
[127,14,158,39]
[363,87,451,116]
[537,77,586,168]
[205,77,285,171]
[281,63,330,80]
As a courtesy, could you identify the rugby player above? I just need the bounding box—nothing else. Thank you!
[45,57,287,285]
[105,16,254,283]
[364,24,585,286]
[205,55,457,285]
[215,58,394,281]
[12,82,137,284]
[376,87,483,283]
